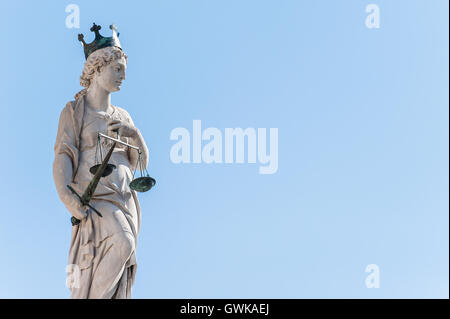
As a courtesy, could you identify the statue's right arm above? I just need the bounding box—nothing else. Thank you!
[53,153,87,220]
[53,104,87,220]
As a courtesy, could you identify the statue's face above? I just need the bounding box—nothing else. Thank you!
[94,57,127,92]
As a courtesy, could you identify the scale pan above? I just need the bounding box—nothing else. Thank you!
[89,164,116,177]
[129,176,156,192]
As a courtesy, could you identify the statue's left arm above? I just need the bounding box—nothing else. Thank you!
[107,108,149,169]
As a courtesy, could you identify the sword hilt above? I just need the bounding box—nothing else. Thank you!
[66,185,103,218]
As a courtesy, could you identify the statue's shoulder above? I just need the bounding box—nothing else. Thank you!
[58,99,85,135]
[62,98,85,116]
[64,100,76,111]
[114,105,134,122]
[114,105,129,115]
[57,101,75,120]
[60,100,78,115]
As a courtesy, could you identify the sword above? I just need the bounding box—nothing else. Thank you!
[67,140,117,220]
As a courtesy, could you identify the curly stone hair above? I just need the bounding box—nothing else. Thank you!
[74,46,128,100]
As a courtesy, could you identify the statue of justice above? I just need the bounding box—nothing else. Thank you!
[52,23,155,299]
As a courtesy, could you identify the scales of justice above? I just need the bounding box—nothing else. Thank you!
[67,128,156,225]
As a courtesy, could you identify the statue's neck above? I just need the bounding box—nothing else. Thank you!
[85,83,112,113]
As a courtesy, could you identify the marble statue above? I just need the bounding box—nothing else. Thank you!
[53,23,149,298]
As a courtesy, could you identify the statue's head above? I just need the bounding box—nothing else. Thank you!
[75,46,128,100]
[74,23,128,100]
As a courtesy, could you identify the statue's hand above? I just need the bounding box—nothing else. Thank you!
[62,190,88,220]
[107,118,137,138]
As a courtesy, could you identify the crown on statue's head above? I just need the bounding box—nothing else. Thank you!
[78,23,122,59]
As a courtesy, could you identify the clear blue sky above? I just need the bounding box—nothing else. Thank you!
[0,0,448,298]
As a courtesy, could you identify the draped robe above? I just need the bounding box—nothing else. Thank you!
[53,95,142,298]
